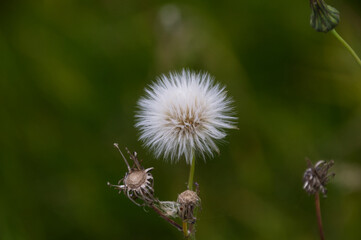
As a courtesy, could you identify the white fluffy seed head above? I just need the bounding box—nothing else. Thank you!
[135,69,237,164]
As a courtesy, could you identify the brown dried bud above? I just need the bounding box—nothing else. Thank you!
[177,190,200,223]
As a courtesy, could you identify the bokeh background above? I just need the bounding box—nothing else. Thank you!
[1,0,361,239]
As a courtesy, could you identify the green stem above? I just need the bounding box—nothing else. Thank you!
[183,151,196,239]
[182,221,188,238]
[188,151,196,190]
[331,29,361,67]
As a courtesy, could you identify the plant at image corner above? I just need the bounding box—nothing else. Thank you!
[309,0,361,66]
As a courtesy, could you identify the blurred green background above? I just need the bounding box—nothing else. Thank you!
[1,0,361,239]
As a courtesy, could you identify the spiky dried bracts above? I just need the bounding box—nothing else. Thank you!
[303,159,335,197]
[108,144,155,206]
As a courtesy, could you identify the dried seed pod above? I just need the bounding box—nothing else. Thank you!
[177,190,200,223]
[303,159,335,197]
[108,143,155,206]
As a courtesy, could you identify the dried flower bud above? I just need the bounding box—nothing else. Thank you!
[108,144,155,206]
[177,190,201,223]
[303,159,335,196]
[310,0,339,32]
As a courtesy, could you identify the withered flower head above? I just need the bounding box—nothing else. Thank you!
[177,190,201,223]
[303,159,335,196]
[108,143,155,206]
[310,0,340,32]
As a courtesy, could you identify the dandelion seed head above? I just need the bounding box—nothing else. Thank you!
[135,69,236,164]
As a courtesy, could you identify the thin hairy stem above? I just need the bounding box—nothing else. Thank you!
[315,193,325,240]
[150,204,183,232]
[331,29,361,67]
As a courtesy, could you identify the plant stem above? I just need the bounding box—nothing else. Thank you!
[331,29,361,67]
[315,192,325,240]
[182,221,188,238]
[188,152,196,191]
[182,151,196,238]
[150,204,183,232]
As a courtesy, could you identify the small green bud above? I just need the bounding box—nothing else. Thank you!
[310,0,340,33]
